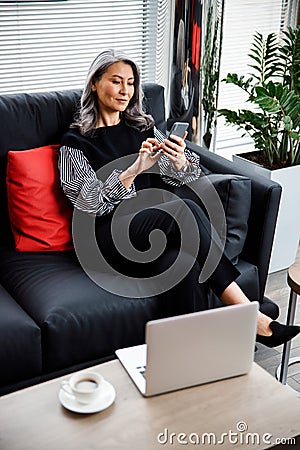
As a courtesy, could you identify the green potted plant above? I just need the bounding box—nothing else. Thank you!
[219,25,300,169]
[218,25,300,273]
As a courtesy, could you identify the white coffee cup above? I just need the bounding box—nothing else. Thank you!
[61,371,104,404]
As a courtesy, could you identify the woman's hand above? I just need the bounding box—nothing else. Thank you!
[160,132,188,171]
[118,138,161,189]
[134,138,162,174]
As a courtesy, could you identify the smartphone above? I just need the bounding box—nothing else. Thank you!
[168,121,189,140]
[152,122,190,156]
[152,122,189,156]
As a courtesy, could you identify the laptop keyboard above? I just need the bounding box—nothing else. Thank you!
[136,365,146,378]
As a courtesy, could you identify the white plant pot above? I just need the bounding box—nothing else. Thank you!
[233,154,300,273]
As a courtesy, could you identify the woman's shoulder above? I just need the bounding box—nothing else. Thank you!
[60,127,84,148]
[61,127,82,139]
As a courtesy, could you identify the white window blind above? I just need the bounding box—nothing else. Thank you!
[148,0,172,90]
[0,0,171,95]
[215,0,284,153]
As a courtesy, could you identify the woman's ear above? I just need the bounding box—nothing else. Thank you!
[91,79,97,92]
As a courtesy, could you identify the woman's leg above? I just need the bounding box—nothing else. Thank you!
[172,198,287,338]
[126,198,240,296]
[95,197,239,296]
[220,281,272,336]
[220,280,300,347]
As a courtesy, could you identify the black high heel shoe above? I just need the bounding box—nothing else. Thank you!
[256,321,300,348]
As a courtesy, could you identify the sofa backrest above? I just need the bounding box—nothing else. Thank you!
[0,83,166,243]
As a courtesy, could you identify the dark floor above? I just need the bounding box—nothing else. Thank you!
[254,247,300,393]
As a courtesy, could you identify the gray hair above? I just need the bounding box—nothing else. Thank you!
[72,49,154,134]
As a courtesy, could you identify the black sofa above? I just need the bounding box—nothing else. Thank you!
[0,83,282,396]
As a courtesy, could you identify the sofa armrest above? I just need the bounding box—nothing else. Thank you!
[187,142,282,300]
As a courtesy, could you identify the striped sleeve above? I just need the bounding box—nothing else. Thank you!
[154,127,201,186]
[59,146,136,216]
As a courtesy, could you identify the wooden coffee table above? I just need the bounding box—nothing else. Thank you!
[0,361,299,449]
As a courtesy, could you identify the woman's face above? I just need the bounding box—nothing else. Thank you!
[92,61,135,115]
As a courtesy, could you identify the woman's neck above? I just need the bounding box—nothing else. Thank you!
[96,113,121,128]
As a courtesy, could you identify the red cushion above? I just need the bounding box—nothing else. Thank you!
[6,145,73,251]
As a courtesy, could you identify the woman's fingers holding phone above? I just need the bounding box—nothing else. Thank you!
[161,133,186,158]
[170,130,188,145]
[159,132,188,171]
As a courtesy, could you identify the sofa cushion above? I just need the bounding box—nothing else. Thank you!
[0,284,41,389]
[204,173,251,264]
[6,145,73,252]
[175,169,251,264]
[175,171,251,264]
[0,248,204,373]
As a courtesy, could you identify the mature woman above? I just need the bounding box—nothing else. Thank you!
[59,49,299,348]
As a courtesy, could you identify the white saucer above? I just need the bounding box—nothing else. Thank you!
[59,379,116,414]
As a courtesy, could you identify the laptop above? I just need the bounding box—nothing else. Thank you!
[115,302,258,397]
